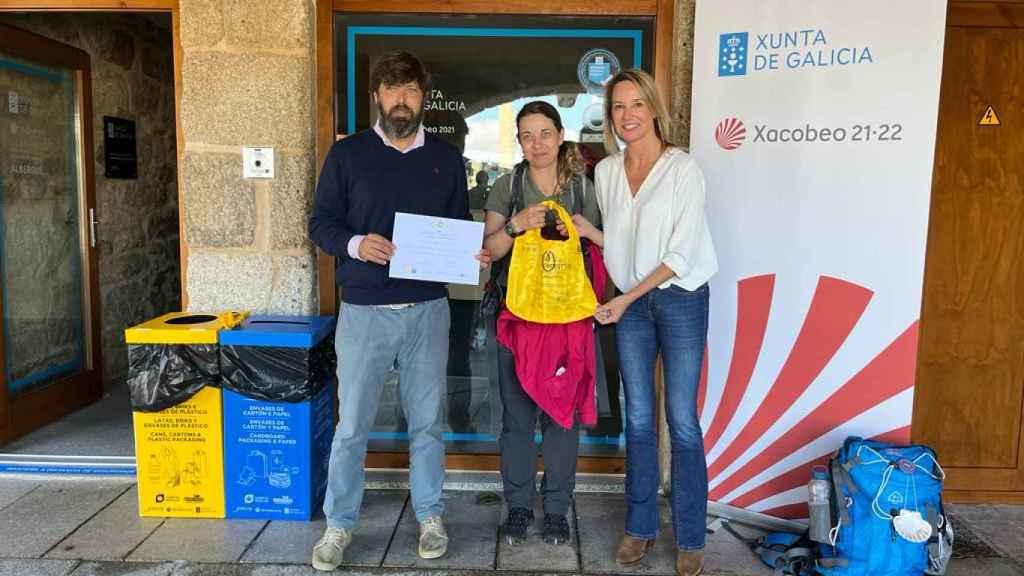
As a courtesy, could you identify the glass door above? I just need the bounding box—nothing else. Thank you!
[332,13,655,462]
[0,23,101,446]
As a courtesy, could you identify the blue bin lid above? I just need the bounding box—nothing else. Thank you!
[218,315,336,348]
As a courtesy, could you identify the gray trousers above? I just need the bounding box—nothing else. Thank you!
[323,298,449,530]
[496,332,580,516]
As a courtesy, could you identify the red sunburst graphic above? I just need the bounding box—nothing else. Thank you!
[715,117,746,150]
[701,274,918,518]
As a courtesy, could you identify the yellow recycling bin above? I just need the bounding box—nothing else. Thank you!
[125,311,247,345]
[126,311,247,518]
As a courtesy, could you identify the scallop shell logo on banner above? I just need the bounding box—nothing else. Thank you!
[697,274,918,519]
[715,117,746,150]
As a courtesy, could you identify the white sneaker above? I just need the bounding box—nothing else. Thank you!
[312,526,351,571]
[418,515,449,559]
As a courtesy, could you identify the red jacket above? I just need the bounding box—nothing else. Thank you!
[496,243,607,429]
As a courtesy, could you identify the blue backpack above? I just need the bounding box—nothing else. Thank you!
[817,437,953,576]
[721,523,823,576]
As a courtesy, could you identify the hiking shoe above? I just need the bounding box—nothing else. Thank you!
[311,527,351,571]
[418,515,449,559]
[542,513,571,545]
[503,507,534,546]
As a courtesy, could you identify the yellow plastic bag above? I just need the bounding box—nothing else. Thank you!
[506,200,597,323]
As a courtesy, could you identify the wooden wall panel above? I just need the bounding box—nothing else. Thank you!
[0,1,175,10]
[316,0,337,315]
[949,1,1024,28]
[914,25,1024,489]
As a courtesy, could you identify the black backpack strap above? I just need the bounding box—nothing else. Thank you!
[565,175,597,283]
[481,162,528,316]
[499,162,526,276]
[509,161,526,216]
[573,174,587,217]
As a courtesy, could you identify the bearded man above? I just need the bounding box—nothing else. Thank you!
[308,51,488,571]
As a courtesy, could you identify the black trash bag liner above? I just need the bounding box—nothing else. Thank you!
[128,343,220,412]
[220,338,336,403]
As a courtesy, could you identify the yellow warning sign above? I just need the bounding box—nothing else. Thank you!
[979,106,1001,126]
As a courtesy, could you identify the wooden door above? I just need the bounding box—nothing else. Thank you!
[913,10,1024,501]
[0,23,103,446]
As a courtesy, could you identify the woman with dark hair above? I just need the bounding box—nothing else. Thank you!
[482,100,602,547]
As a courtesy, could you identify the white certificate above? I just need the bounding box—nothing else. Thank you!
[389,212,484,285]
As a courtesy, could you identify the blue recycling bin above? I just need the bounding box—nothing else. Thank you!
[219,315,337,520]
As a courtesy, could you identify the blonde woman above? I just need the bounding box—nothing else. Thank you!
[576,69,718,576]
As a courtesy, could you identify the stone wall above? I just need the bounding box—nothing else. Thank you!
[178,0,317,315]
[0,13,180,389]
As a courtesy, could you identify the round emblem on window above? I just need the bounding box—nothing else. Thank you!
[577,48,621,94]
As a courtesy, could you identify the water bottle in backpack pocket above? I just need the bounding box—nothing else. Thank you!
[808,464,832,544]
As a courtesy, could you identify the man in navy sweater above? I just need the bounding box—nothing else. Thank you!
[309,51,487,571]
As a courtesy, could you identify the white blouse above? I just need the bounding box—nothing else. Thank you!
[594,147,718,293]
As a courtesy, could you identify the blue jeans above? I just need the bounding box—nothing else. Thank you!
[323,298,449,530]
[617,283,709,550]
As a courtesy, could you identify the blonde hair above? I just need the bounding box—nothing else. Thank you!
[602,68,675,154]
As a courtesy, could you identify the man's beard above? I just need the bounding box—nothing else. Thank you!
[378,101,422,140]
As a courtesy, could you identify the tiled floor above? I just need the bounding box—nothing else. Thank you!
[0,475,1021,575]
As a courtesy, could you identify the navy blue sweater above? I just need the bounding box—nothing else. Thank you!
[309,129,470,305]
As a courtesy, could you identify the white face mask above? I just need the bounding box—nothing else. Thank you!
[892,509,932,543]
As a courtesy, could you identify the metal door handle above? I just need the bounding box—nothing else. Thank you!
[89,208,100,248]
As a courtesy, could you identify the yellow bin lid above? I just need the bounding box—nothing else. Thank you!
[125,311,248,344]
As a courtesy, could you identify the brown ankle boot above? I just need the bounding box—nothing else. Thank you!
[675,550,704,576]
[615,535,655,565]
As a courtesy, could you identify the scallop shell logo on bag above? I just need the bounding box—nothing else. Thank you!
[542,251,557,272]
[716,117,747,150]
